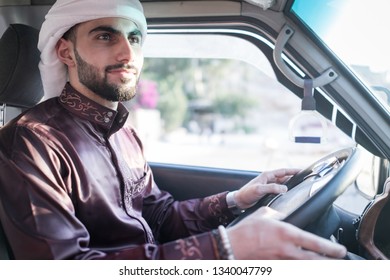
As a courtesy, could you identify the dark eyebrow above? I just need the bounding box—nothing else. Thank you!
[89,25,142,37]
[89,25,121,35]
[129,29,142,37]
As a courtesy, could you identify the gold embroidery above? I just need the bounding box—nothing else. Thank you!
[174,236,203,260]
[123,173,147,212]
[59,89,115,124]
[206,194,229,225]
[122,163,149,212]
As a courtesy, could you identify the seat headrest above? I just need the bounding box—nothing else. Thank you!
[0,24,43,108]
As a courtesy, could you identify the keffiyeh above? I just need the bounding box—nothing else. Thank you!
[38,0,147,100]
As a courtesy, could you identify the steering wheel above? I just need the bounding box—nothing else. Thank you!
[229,147,363,233]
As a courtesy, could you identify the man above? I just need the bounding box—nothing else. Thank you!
[0,0,347,259]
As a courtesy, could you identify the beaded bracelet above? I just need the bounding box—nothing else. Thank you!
[213,225,235,260]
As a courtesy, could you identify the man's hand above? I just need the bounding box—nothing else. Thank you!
[234,168,300,210]
[227,207,347,260]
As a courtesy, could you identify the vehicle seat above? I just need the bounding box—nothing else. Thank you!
[0,23,43,259]
[0,23,43,124]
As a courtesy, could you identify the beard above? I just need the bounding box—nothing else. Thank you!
[74,48,139,102]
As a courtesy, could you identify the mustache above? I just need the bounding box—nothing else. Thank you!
[105,64,138,74]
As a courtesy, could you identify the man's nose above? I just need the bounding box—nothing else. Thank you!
[116,37,134,63]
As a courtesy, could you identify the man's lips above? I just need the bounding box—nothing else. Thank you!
[106,65,138,75]
[108,69,134,76]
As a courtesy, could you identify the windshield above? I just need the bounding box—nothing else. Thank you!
[290,0,390,113]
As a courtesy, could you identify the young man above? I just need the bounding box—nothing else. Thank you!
[0,0,347,259]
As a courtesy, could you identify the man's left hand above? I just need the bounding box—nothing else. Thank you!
[234,168,300,210]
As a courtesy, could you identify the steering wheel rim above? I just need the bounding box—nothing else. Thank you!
[229,147,363,230]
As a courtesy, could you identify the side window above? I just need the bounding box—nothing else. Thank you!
[128,34,355,171]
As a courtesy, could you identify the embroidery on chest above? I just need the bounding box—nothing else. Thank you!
[121,162,148,212]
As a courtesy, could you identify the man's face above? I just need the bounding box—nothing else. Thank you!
[70,18,144,102]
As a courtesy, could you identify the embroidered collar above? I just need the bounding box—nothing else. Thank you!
[58,83,129,135]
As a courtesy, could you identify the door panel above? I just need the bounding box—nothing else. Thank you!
[150,162,257,201]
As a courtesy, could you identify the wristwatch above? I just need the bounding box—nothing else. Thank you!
[226,191,244,216]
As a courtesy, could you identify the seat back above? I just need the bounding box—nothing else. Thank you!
[0,23,43,259]
[0,23,43,125]
[0,221,11,259]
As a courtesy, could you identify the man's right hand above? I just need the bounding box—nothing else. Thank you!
[227,207,347,260]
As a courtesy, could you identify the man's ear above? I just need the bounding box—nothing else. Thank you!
[56,38,76,67]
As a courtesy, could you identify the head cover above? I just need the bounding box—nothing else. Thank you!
[38,0,147,100]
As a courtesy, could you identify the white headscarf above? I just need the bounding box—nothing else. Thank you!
[38,0,147,101]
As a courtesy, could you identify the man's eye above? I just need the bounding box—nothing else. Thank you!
[129,35,141,45]
[97,33,111,41]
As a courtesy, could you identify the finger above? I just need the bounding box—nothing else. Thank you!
[257,242,334,260]
[274,168,301,177]
[238,184,287,208]
[254,184,288,196]
[285,246,341,260]
[288,225,347,258]
[238,183,288,209]
[264,168,301,183]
